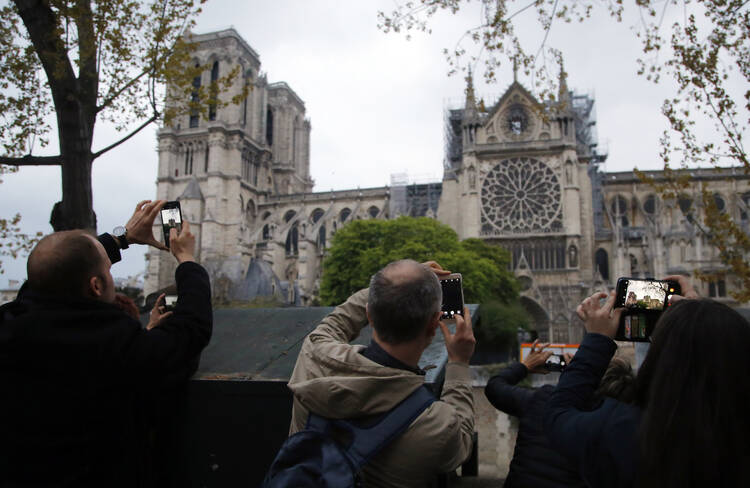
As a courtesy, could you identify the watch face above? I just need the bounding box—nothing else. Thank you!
[113,226,126,236]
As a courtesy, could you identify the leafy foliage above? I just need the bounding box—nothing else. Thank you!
[476,300,530,350]
[0,166,41,274]
[319,216,520,305]
[380,0,750,299]
[0,0,248,230]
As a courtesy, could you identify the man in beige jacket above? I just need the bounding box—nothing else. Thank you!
[287,259,476,487]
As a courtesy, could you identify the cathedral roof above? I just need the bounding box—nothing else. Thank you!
[180,177,204,200]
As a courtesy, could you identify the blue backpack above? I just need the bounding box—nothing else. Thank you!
[262,386,435,487]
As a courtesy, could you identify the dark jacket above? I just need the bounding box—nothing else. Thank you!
[543,333,641,488]
[485,363,585,488]
[0,236,212,487]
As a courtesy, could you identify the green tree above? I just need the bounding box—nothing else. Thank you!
[0,0,246,232]
[379,0,750,299]
[319,216,520,305]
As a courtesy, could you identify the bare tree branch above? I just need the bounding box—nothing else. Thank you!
[0,154,62,166]
[92,113,158,159]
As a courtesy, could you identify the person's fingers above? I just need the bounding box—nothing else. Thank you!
[438,321,452,342]
[160,311,173,321]
[604,290,617,312]
[669,294,686,303]
[152,293,165,311]
[135,200,150,213]
[181,219,191,234]
[576,304,586,321]
[462,306,472,328]
[145,199,165,223]
[539,342,551,350]
[612,306,624,324]
[170,227,178,242]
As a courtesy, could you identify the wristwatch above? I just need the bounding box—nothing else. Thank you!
[113,226,129,250]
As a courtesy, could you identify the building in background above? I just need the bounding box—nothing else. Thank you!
[145,28,750,342]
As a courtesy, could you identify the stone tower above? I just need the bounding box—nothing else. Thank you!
[438,71,603,343]
[144,29,313,299]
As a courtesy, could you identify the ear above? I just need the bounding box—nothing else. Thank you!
[89,275,104,298]
[425,310,441,339]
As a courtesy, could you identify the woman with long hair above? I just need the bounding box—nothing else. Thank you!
[544,276,750,487]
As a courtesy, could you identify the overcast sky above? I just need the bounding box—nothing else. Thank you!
[0,1,710,285]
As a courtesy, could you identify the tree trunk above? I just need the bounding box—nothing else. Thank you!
[50,155,97,232]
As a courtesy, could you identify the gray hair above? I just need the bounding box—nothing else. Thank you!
[368,259,442,344]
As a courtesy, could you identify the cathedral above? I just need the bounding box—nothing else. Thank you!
[144,28,750,344]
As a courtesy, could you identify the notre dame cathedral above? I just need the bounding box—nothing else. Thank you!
[144,28,750,344]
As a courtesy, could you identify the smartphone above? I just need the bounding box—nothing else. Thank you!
[545,354,567,372]
[163,295,178,312]
[614,277,681,342]
[440,273,464,320]
[160,201,182,248]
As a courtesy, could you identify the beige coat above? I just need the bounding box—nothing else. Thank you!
[288,288,475,487]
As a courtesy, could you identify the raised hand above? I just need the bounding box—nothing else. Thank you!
[439,306,476,364]
[125,200,168,250]
[169,219,195,264]
[576,291,622,339]
[522,339,554,374]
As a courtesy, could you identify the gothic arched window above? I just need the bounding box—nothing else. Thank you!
[266,107,274,145]
[189,64,200,128]
[285,224,299,256]
[595,249,609,281]
[284,210,296,223]
[339,208,351,223]
[678,194,694,223]
[208,61,219,121]
[368,206,379,218]
[713,193,726,213]
[611,196,628,227]
[643,194,657,216]
[740,192,750,221]
[318,225,326,251]
[262,224,270,240]
[311,208,324,223]
[184,143,194,175]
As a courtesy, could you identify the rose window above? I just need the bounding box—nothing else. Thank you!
[481,158,562,233]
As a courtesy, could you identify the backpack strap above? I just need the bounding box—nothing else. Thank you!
[307,385,435,472]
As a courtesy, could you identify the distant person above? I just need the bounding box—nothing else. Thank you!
[486,342,636,487]
[0,200,212,487]
[485,342,585,488]
[544,276,750,488]
[287,259,476,487]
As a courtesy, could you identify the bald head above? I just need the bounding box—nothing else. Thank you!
[368,259,442,344]
[27,230,106,298]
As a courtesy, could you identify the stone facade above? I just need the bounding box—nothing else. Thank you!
[145,29,750,343]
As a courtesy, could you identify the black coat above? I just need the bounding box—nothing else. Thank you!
[485,363,586,488]
[0,240,212,487]
[544,333,640,488]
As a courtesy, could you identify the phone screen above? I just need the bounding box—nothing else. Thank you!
[160,202,182,248]
[615,278,680,342]
[164,295,178,311]
[619,279,674,311]
[440,275,464,319]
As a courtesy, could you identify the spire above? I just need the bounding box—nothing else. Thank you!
[464,69,478,120]
[558,60,571,107]
[513,56,518,83]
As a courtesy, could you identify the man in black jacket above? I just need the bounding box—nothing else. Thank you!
[0,200,212,487]
[485,341,584,488]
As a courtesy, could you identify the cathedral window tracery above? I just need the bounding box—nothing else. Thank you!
[611,195,628,227]
[189,64,200,128]
[480,158,562,235]
[209,61,219,121]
